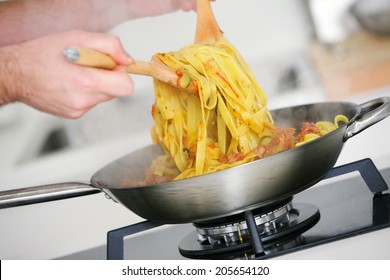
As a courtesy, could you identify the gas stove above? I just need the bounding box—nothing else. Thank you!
[103,158,390,260]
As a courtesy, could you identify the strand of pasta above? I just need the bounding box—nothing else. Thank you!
[151,37,274,179]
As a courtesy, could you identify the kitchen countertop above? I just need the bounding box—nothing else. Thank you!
[0,87,389,260]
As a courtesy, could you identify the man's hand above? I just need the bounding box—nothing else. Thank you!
[0,31,134,119]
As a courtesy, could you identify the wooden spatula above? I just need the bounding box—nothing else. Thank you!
[63,46,197,94]
[195,0,223,43]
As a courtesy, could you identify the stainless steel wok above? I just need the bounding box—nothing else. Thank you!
[1,97,389,223]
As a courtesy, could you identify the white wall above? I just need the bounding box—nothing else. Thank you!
[109,0,312,91]
[113,0,310,57]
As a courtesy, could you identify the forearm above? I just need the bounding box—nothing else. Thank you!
[0,0,131,47]
[0,0,197,47]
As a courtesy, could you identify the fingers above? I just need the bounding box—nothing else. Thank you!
[181,0,215,12]
[70,31,133,66]
[80,67,135,98]
[51,31,136,118]
[54,66,134,118]
[179,0,196,11]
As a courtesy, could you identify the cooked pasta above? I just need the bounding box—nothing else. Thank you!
[150,37,348,181]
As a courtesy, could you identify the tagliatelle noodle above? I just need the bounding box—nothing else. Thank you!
[151,37,277,179]
[149,37,349,181]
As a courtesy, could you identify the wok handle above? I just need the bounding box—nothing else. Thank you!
[344,96,390,141]
[0,182,101,209]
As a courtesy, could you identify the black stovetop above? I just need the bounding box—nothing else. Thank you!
[259,159,390,259]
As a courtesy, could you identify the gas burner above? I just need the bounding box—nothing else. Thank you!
[178,200,320,259]
[194,199,294,246]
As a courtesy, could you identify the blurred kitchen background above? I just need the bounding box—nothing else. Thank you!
[2,0,390,172]
[1,0,390,259]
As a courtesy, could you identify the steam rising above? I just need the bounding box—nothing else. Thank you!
[272,101,356,129]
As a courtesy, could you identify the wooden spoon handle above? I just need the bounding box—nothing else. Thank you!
[195,0,222,43]
[63,47,197,94]
[63,47,117,69]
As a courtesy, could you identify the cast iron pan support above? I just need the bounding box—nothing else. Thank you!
[244,211,266,258]
[323,158,389,231]
[323,158,388,195]
[107,221,163,260]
